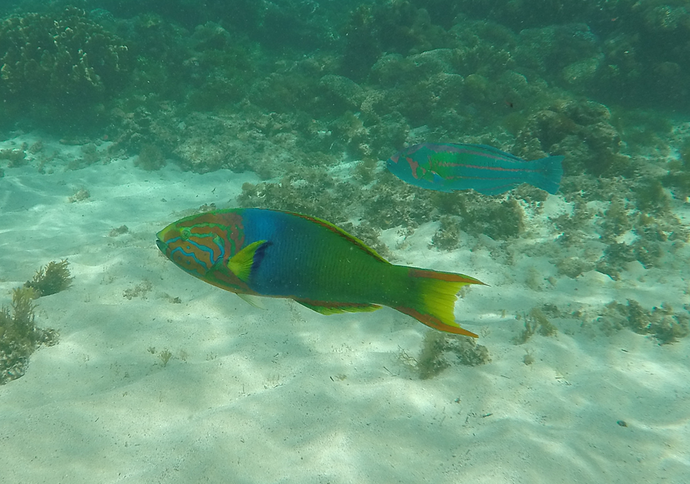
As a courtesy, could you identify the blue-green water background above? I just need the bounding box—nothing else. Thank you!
[1,1,689,483]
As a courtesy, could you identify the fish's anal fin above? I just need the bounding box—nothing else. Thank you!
[228,240,270,282]
[236,293,267,309]
[294,299,382,315]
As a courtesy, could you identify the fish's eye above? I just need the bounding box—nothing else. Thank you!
[181,228,192,240]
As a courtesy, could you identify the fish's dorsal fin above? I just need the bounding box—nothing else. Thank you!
[288,212,389,264]
[228,240,270,282]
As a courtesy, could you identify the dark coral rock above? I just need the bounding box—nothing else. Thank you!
[515,100,626,178]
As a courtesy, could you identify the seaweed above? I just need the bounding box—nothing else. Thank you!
[596,242,636,281]
[401,331,490,380]
[68,188,91,203]
[649,307,690,345]
[513,306,557,344]
[522,349,535,365]
[600,198,633,243]
[24,260,73,297]
[147,346,173,367]
[109,225,130,237]
[556,256,594,279]
[634,178,670,215]
[160,349,173,367]
[417,331,451,379]
[123,281,153,300]
[662,140,690,201]
[444,334,491,367]
[445,192,524,241]
[599,300,690,344]
[0,287,58,384]
[431,215,461,251]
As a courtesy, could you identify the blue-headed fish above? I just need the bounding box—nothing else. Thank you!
[156,208,485,337]
[387,142,564,195]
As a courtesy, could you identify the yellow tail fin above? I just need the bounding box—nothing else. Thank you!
[395,268,485,337]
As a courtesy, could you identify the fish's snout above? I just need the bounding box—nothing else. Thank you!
[155,238,167,253]
[155,228,170,254]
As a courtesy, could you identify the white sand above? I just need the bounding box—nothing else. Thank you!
[1,135,689,484]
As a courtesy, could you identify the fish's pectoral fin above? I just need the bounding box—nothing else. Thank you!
[294,299,381,315]
[227,240,270,283]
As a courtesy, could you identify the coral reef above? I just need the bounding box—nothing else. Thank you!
[1,1,687,354]
[514,100,627,177]
[0,7,130,127]
[417,0,690,110]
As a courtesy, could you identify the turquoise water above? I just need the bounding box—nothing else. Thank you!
[0,1,689,483]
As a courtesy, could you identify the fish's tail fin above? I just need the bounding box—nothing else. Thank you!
[393,268,486,337]
[532,155,564,194]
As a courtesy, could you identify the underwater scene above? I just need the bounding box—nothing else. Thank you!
[0,0,689,482]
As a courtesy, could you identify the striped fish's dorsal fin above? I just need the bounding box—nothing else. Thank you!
[228,240,270,282]
[288,211,390,264]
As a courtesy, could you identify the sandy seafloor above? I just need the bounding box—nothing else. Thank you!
[0,134,689,484]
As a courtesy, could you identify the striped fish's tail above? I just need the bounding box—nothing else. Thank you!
[532,155,564,195]
[394,268,486,338]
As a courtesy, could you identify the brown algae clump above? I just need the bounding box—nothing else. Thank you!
[513,306,558,344]
[24,260,73,297]
[400,331,490,379]
[600,300,689,345]
[0,287,58,384]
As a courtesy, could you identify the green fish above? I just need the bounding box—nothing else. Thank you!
[156,208,485,337]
